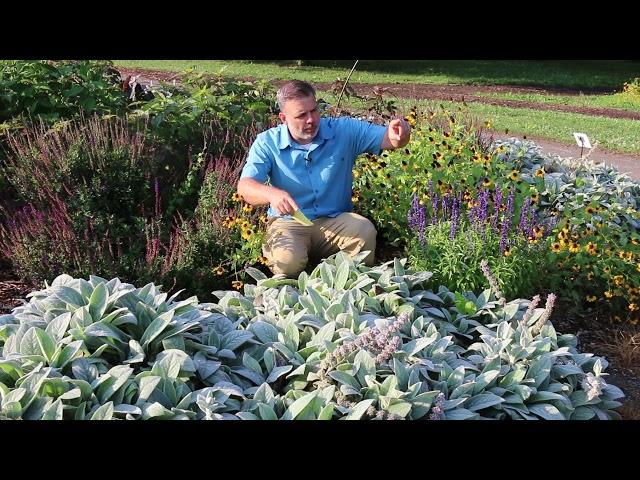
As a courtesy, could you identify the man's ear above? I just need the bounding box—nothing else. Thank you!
[278,112,287,123]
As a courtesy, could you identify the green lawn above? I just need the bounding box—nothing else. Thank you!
[474,91,640,113]
[114,60,640,91]
[113,60,640,153]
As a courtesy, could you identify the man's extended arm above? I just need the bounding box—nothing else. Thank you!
[237,177,299,216]
[380,118,411,150]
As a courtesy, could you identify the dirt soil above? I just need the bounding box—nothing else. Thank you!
[1,67,638,419]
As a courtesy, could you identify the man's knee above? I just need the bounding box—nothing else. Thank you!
[268,250,308,278]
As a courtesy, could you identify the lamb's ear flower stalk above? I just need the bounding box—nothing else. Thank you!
[520,294,541,327]
[531,293,556,336]
[480,259,506,306]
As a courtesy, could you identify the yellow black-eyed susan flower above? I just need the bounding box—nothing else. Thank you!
[509,170,520,181]
[213,266,225,276]
[604,290,614,299]
[232,192,243,202]
[535,168,545,177]
[628,303,639,312]
[232,280,243,290]
[586,295,597,302]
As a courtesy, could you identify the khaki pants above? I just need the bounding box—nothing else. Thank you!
[263,212,376,277]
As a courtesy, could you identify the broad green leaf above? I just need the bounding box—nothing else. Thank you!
[334,261,350,291]
[444,408,478,420]
[258,403,278,420]
[345,399,375,420]
[54,340,84,370]
[251,321,279,344]
[266,365,293,383]
[90,401,114,420]
[88,283,108,321]
[282,391,318,420]
[34,328,56,362]
[317,403,334,420]
[528,403,566,420]
[45,312,71,343]
[465,393,504,412]
[140,310,175,348]
[42,398,64,420]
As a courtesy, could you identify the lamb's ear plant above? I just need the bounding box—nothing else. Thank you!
[0,253,625,420]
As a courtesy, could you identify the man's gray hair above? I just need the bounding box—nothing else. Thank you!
[276,80,316,112]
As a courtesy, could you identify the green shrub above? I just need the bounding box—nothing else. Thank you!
[0,60,126,124]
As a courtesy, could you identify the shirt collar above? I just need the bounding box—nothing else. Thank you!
[277,118,335,150]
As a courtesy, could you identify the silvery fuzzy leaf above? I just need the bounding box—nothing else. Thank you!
[96,365,134,403]
[153,349,194,379]
[450,381,475,400]
[141,401,170,419]
[242,352,263,375]
[402,336,437,357]
[113,404,142,416]
[266,365,293,383]
[232,367,264,385]
[21,396,53,420]
[88,283,108,322]
[282,323,299,352]
[51,274,74,287]
[306,286,327,315]
[19,327,41,357]
[221,330,254,351]
[317,403,334,420]
[570,406,596,420]
[85,322,127,342]
[310,322,336,347]
[258,403,279,420]
[525,354,552,387]
[71,358,99,383]
[124,340,145,365]
[250,321,279,344]
[329,370,361,390]
[2,387,26,408]
[552,364,583,379]
[140,310,175,348]
[528,403,565,420]
[53,286,86,309]
[34,328,56,362]
[40,398,64,420]
[45,312,71,343]
[501,303,520,322]
[237,411,261,420]
[602,383,625,401]
[465,393,504,412]
[282,391,318,420]
[528,391,570,404]
[253,382,276,404]
[442,398,466,410]
[345,398,375,420]
[334,261,350,291]
[286,364,306,379]
[387,399,412,418]
[444,408,478,420]
[447,366,466,390]
[217,349,236,360]
[90,401,114,420]
[137,375,162,403]
[473,370,500,394]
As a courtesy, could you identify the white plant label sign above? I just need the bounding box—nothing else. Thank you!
[573,132,592,149]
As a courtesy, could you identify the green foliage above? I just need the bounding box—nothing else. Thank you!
[494,138,640,323]
[0,255,624,420]
[409,221,546,299]
[0,60,126,124]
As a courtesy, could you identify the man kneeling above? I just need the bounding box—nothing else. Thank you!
[237,80,411,277]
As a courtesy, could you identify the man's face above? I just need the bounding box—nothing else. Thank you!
[279,95,321,144]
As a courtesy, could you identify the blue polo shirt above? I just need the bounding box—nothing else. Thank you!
[240,117,387,220]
